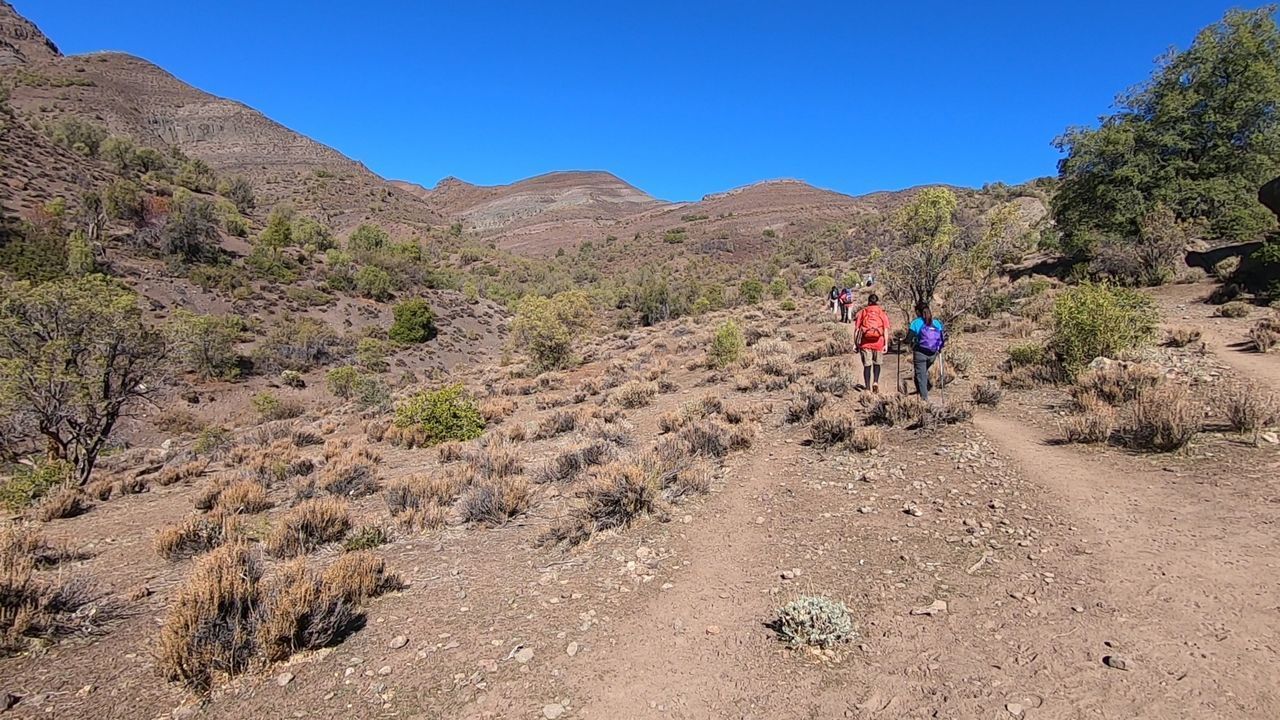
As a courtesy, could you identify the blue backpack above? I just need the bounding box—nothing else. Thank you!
[918,322,944,353]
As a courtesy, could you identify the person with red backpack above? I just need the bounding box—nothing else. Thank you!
[838,287,854,323]
[907,301,946,401]
[853,293,890,392]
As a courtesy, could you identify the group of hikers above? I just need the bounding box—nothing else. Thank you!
[828,286,946,401]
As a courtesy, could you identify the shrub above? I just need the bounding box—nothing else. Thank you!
[1062,395,1115,444]
[252,393,304,421]
[255,316,346,372]
[1214,301,1251,318]
[786,385,829,423]
[162,192,222,262]
[155,459,209,487]
[808,409,856,447]
[798,327,855,362]
[848,426,883,453]
[325,366,388,408]
[534,409,580,439]
[355,266,394,301]
[959,383,996,410]
[1220,382,1279,442]
[865,395,927,427]
[347,224,389,252]
[156,542,259,691]
[774,595,855,648]
[1071,361,1163,406]
[1121,385,1199,452]
[320,551,402,603]
[391,385,485,447]
[1249,317,1280,352]
[155,513,237,560]
[36,486,89,521]
[1163,327,1202,348]
[1050,283,1157,374]
[388,298,436,343]
[536,441,617,484]
[738,279,765,305]
[510,291,594,372]
[167,310,243,380]
[255,559,360,663]
[1007,341,1047,368]
[613,381,657,409]
[342,525,388,552]
[1,529,105,656]
[320,459,381,498]
[542,461,661,547]
[0,460,72,511]
[1213,256,1241,281]
[266,498,352,558]
[708,320,746,368]
[455,476,533,526]
[213,481,272,514]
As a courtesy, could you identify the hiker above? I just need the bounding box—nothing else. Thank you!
[839,287,854,323]
[906,302,946,401]
[853,293,890,392]
[828,286,840,317]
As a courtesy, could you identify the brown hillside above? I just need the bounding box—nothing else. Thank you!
[0,0,57,66]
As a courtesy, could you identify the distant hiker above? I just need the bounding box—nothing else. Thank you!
[865,273,874,287]
[839,287,854,323]
[828,286,840,317]
[853,293,890,392]
[907,302,946,401]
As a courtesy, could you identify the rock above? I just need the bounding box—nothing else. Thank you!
[1103,655,1129,671]
[513,646,535,664]
[566,641,579,657]
[910,600,948,616]
[388,635,409,649]
[2,693,19,711]
[377,665,392,676]
[1261,431,1279,445]
[277,672,295,687]
[543,703,566,719]
[1006,702,1024,717]
[76,685,94,697]
[705,625,721,635]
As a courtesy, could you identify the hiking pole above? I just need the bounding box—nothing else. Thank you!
[937,350,945,408]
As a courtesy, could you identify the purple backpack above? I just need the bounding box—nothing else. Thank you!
[918,322,944,353]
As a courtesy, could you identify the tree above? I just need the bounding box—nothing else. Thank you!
[219,176,256,213]
[0,275,166,483]
[65,231,95,276]
[348,224,389,252]
[388,298,436,344]
[510,291,594,371]
[167,309,243,379]
[103,179,144,225]
[1090,204,1188,285]
[1053,8,1280,250]
[176,158,217,194]
[259,206,294,249]
[883,187,961,313]
[292,217,334,250]
[100,136,137,175]
[162,192,221,262]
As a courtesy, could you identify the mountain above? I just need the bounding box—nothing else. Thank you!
[0,0,57,65]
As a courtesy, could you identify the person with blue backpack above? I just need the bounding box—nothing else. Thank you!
[906,301,946,401]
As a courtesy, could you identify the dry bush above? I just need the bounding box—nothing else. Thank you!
[1214,301,1251,318]
[266,498,352,558]
[156,541,259,691]
[535,394,573,410]
[971,380,1003,407]
[849,426,883,453]
[999,363,1064,389]
[85,478,114,501]
[322,436,354,461]
[753,339,799,382]
[927,361,957,388]
[786,384,829,424]
[576,377,603,397]
[385,474,466,516]
[36,486,89,522]
[1163,327,1202,348]
[865,395,927,427]
[1,535,105,655]
[676,420,732,458]
[536,440,618,484]
[728,424,756,450]
[1,526,84,571]
[1120,385,1199,452]
[322,551,402,602]
[319,458,381,499]
[214,481,273,514]
[542,462,662,547]
[1072,362,1164,406]
[292,429,324,448]
[813,365,857,397]
[437,441,464,463]
[657,410,685,434]
[612,381,657,409]
[534,409,581,439]
[478,397,517,425]
[248,420,298,448]
[363,419,390,443]
[1000,317,1036,338]
[155,513,238,560]
[455,476,533,526]
[583,418,633,447]
[155,409,207,435]
[117,475,149,495]
[506,423,529,442]
[463,438,524,480]
[1249,317,1280,353]
[918,403,974,428]
[396,502,451,531]
[1219,382,1280,441]
[1062,394,1115,444]
[193,480,227,511]
[798,328,854,362]
[256,559,359,663]
[155,460,209,487]
[809,410,857,447]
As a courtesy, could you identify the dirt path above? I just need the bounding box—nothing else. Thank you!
[975,411,1280,718]
[1155,283,1280,390]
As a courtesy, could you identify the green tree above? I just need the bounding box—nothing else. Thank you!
[883,187,961,312]
[103,178,144,224]
[163,192,221,262]
[0,275,167,483]
[738,279,765,305]
[348,224,389,252]
[510,290,594,371]
[388,298,437,343]
[167,309,244,379]
[259,206,294,249]
[1053,8,1280,250]
[176,158,217,193]
[65,231,94,276]
[291,217,334,250]
[355,266,394,301]
[100,136,137,174]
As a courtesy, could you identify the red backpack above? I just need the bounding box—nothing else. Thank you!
[859,306,887,343]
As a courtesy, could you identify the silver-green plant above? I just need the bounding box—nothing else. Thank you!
[774,595,855,648]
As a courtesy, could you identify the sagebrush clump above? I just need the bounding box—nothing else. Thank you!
[774,595,856,649]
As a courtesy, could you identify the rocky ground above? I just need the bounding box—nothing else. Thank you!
[1,281,1278,720]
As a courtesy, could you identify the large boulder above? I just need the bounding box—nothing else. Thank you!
[1259,176,1280,219]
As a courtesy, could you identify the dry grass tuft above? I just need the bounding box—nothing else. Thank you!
[320,551,403,603]
[155,513,238,560]
[117,474,149,496]
[319,458,381,499]
[36,486,90,522]
[1072,362,1164,406]
[971,380,1003,407]
[534,409,581,439]
[1163,327,1202,348]
[809,410,857,447]
[536,440,618,484]
[1249,317,1280,353]
[478,397,517,425]
[455,476,533,527]
[214,481,273,514]
[1219,382,1280,442]
[266,498,352,558]
[865,395,927,427]
[155,460,209,487]
[1062,394,1115,444]
[1120,384,1199,452]
[463,438,524,480]
[542,462,662,547]
[256,559,360,663]
[612,381,658,409]
[1,526,107,656]
[849,426,883,453]
[156,541,259,691]
[385,474,465,517]
[437,441,464,463]
[786,384,829,424]
[85,478,114,501]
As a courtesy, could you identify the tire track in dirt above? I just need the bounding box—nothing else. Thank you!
[975,412,1280,718]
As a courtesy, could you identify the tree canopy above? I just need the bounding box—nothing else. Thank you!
[1053,7,1280,253]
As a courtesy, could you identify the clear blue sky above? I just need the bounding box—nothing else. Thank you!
[17,1,1258,201]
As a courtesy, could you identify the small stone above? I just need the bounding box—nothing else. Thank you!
[377,665,392,676]
[514,647,535,664]
[1262,431,1279,444]
[76,685,94,697]
[781,570,795,580]
[388,635,409,649]
[1103,655,1129,670]
[910,599,948,616]
[1006,702,1024,716]
[1072,605,1085,613]
[277,672,295,687]
[543,703,566,719]
[858,506,874,514]
[705,625,721,635]
[566,641,579,657]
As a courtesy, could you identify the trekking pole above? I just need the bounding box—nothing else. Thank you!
[937,351,945,408]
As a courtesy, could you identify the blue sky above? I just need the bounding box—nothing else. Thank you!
[18,1,1255,201]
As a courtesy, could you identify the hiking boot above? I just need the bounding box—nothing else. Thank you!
[872,383,880,393]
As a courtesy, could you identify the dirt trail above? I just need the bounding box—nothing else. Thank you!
[975,412,1280,719]
[1155,283,1280,390]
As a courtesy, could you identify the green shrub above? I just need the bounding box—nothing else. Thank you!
[284,286,334,307]
[175,158,217,194]
[780,299,797,311]
[168,310,244,379]
[254,317,346,371]
[193,426,233,457]
[1007,341,1047,368]
[388,298,436,344]
[251,393,303,421]
[774,595,855,648]
[355,266,394,301]
[103,179,144,224]
[1214,301,1251,318]
[0,459,72,510]
[325,366,389,408]
[768,277,788,300]
[47,117,107,157]
[342,525,388,552]
[218,176,255,213]
[510,291,594,372]
[355,337,392,372]
[393,385,485,446]
[258,207,294,249]
[804,275,836,296]
[1049,283,1157,374]
[291,217,334,251]
[738,279,765,305]
[708,320,746,368]
[347,224,389,252]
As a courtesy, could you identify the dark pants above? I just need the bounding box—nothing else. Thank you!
[840,304,850,322]
[913,350,937,400]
